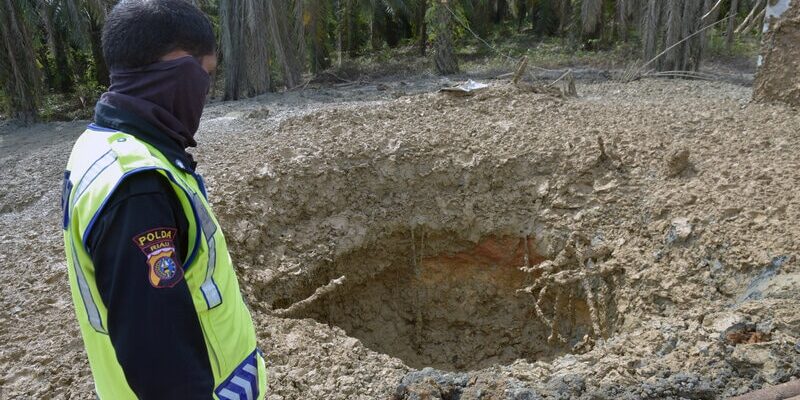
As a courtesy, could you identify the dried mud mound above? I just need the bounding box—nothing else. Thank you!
[1,80,799,400]
[754,0,800,106]
[207,81,800,399]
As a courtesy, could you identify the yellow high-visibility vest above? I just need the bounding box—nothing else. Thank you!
[62,125,267,399]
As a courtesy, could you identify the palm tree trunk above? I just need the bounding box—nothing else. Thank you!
[417,0,428,56]
[661,0,683,71]
[557,0,572,37]
[642,0,661,62]
[433,0,458,75]
[344,0,358,57]
[371,6,383,50]
[726,0,739,51]
[267,0,305,89]
[335,0,343,66]
[516,0,528,31]
[617,0,628,42]
[219,0,272,100]
[39,2,74,93]
[88,15,109,87]
[494,0,508,23]
[0,0,40,123]
[680,0,704,71]
[581,0,604,47]
[52,31,74,93]
[700,0,720,62]
[308,0,330,73]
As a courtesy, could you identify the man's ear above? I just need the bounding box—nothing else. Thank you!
[199,54,218,75]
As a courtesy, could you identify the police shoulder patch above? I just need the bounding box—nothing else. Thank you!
[132,228,184,289]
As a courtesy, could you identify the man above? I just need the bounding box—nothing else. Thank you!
[60,0,267,398]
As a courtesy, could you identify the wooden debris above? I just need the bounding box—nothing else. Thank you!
[512,56,529,85]
[729,379,800,400]
[272,275,346,317]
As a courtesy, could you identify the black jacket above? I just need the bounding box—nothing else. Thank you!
[85,103,214,399]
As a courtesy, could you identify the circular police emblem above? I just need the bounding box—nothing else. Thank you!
[154,257,178,280]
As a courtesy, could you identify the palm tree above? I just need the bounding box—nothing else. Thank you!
[725,0,739,51]
[306,0,332,73]
[641,0,660,61]
[38,0,112,91]
[219,0,272,100]
[433,0,458,74]
[0,0,41,123]
[268,0,306,89]
[581,0,604,46]
[414,0,428,55]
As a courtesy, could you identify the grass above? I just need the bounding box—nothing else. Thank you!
[459,33,641,71]
[40,82,104,122]
[706,30,761,59]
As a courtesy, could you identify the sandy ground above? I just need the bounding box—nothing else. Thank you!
[1,75,798,399]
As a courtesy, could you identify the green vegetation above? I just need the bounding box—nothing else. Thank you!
[0,0,766,123]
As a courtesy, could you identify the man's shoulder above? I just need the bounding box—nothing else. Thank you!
[111,170,176,203]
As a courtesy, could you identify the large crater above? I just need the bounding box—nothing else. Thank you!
[270,229,621,371]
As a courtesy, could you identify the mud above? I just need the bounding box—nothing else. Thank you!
[754,0,800,106]
[1,77,799,399]
[276,232,615,372]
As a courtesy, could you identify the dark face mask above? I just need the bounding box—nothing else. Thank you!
[100,56,211,148]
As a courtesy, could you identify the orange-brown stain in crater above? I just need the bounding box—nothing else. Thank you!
[419,236,547,288]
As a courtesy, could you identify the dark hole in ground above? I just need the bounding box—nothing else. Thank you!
[278,232,616,371]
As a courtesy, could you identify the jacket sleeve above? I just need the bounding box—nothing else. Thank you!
[85,171,214,399]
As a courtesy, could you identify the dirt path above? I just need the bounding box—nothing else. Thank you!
[1,77,798,399]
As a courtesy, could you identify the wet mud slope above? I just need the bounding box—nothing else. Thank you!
[754,0,800,106]
[215,81,800,399]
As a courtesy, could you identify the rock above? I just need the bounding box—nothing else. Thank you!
[664,148,691,177]
[341,337,360,350]
[737,256,791,302]
[731,345,772,374]
[503,378,544,400]
[246,107,270,119]
[393,368,470,400]
[704,311,748,338]
[336,375,357,395]
[625,373,715,400]
[224,111,247,119]
[545,374,586,396]
[722,323,772,345]
[665,217,693,245]
[505,388,543,400]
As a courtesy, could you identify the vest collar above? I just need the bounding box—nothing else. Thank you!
[93,102,197,173]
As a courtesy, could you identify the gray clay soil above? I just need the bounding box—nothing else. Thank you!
[1,77,798,399]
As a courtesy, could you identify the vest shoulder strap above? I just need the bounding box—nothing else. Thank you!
[67,130,192,249]
[106,132,165,171]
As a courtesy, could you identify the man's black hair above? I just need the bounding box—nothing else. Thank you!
[102,0,215,69]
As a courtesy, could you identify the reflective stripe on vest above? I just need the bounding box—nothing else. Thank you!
[215,351,260,400]
[192,191,223,308]
[69,242,106,333]
[72,150,118,209]
[65,146,120,335]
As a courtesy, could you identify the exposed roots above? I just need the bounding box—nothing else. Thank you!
[518,233,621,347]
